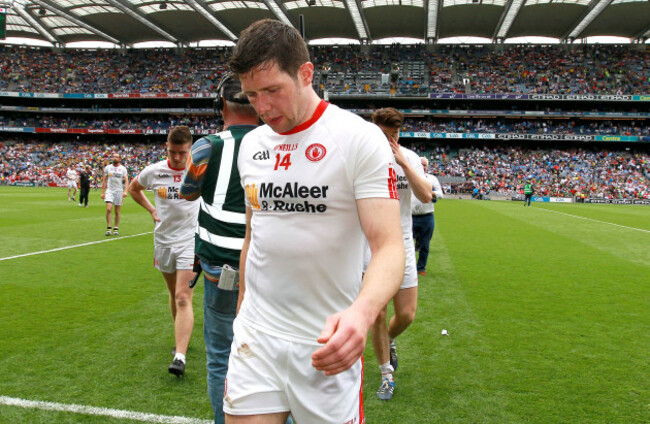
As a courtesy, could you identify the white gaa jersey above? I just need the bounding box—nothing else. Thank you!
[394,145,426,235]
[66,168,77,182]
[238,101,398,345]
[137,160,199,247]
[104,164,128,192]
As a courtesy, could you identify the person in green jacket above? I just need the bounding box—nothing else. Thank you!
[524,181,534,206]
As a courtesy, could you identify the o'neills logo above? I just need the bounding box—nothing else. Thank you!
[305,143,326,162]
[274,143,298,152]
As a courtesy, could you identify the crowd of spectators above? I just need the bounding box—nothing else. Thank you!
[1,113,647,138]
[0,113,219,131]
[415,145,650,199]
[402,117,649,137]
[3,139,648,201]
[1,44,648,95]
[0,139,165,186]
[0,47,230,94]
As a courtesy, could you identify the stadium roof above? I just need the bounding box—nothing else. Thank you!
[1,0,649,47]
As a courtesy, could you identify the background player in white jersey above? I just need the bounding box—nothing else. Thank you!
[66,166,78,202]
[128,126,200,377]
[369,107,432,401]
[226,19,405,424]
[101,153,129,236]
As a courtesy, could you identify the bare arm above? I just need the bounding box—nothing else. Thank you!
[122,172,129,198]
[311,197,404,376]
[128,175,160,223]
[390,140,432,203]
[101,173,107,199]
[237,207,253,315]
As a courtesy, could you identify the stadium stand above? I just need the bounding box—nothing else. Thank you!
[1,44,649,95]
[0,44,648,201]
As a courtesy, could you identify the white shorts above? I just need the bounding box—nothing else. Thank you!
[67,180,77,189]
[154,243,194,273]
[402,234,418,289]
[224,319,365,424]
[363,234,418,290]
[104,190,124,206]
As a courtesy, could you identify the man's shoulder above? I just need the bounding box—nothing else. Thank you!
[322,104,370,129]
[401,145,420,159]
[241,125,270,140]
[142,159,167,172]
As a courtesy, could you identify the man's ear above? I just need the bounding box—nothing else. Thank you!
[298,62,314,87]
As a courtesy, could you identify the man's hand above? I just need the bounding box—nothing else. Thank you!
[389,138,407,168]
[150,210,161,223]
[122,191,128,198]
[311,306,370,376]
[101,193,106,200]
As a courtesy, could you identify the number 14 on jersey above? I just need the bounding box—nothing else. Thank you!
[274,153,292,171]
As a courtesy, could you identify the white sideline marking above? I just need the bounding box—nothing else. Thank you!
[0,396,212,424]
[0,232,153,262]
[539,208,650,234]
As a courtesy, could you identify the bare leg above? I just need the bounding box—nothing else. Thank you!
[226,412,290,424]
[370,305,390,365]
[162,270,195,356]
[114,205,121,229]
[387,287,418,340]
[105,203,113,227]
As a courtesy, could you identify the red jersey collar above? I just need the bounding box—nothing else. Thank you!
[167,159,185,172]
[280,99,329,135]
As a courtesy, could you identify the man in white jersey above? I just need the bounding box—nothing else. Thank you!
[129,126,200,377]
[101,153,129,236]
[225,19,405,424]
[369,108,432,401]
[66,166,78,202]
[412,156,444,276]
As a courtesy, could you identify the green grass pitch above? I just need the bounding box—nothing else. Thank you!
[0,186,648,423]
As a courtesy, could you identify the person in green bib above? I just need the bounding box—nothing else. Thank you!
[524,181,534,206]
[179,74,259,424]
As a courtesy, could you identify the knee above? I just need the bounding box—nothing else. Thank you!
[395,306,417,326]
[175,292,192,309]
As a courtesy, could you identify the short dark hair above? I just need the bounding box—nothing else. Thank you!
[372,107,404,129]
[229,19,310,78]
[167,125,192,145]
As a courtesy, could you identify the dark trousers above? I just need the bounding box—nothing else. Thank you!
[524,194,532,206]
[79,186,90,206]
[412,213,434,272]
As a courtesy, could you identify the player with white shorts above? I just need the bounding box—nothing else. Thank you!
[129,126,200,377]
[101,153,129,236]
[66,167,78,201]
[227,20,405,423]
[369,108,433,401]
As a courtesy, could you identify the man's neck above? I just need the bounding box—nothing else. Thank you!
[296,91,322,128]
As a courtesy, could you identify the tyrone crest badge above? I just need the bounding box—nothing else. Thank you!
[305,143,326,162]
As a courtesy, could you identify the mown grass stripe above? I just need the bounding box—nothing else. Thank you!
[536,207,650,233]
[0,232,153,261]
[0,396,212,424]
